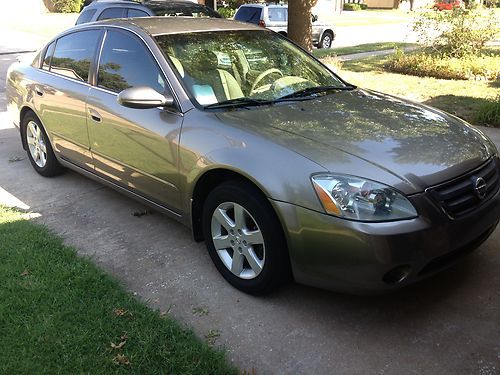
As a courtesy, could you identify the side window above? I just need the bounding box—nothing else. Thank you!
[127,8,149,17]
[75,8,97,24]
[97,7,125,20]
[97,30,166,94]
[50,30,101,82]
[42,41,55,70]
[234,7,262,24]
[268,9,286,22]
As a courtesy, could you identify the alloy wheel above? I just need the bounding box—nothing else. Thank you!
[26,120,47,168]
[210,201,265,279]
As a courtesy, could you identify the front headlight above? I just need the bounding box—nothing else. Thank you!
[311,174,417,222]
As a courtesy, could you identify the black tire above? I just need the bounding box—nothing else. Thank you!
[202,181,291,295]
[22,112,65,177]
[319,31,334,49]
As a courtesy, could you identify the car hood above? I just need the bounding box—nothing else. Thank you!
[215,89,495,192]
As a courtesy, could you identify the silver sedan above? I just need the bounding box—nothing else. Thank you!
[6,17,500,294]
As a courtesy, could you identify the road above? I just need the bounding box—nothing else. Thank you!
[1,54,500,374]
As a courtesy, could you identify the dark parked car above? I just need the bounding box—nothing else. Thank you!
[76,0,221,25]
[6,18,500,295]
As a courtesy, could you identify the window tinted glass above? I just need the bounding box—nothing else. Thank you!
[98,30,166,93]
[234,7,262,24]
[97,7,124,20]
[42,41,55,70]
[268,8,287,22]
[148,2,220,17]
[127,8,149,17]
[50,30,101,82]
[76,8,97,24]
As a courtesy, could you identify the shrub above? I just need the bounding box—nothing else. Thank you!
[218,7,236,18]
[413,8,497,58]
[476,95,500,127]
[50,0,83,12]
[360,3,368,9]
[385,49,500,80]
[343,3,362,11]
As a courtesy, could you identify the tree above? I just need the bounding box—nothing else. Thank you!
[288,0,318,52]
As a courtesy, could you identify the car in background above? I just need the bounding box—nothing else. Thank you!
[6,18,500,295]
[433,0,462,10]
[76,0,221,25]
[234,3,335,49]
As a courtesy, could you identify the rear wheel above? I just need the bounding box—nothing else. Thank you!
[22,112,64,177]
[202,181,291,294]
[319,31,334,49]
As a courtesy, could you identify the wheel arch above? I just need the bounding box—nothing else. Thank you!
[190,168,285,243]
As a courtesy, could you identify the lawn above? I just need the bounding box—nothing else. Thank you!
[312,42,416,58]
[0,206,236,374]
[325,52,500,127]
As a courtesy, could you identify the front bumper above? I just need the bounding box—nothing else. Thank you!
[271,186,500,294]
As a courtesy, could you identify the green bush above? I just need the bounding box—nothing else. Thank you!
[413,8,497,58]
[385,49,500,80]
[360,3,368,9]
[476,95,500,127]
[51,0,83,12]
[343,3,362,10]
[218,7,236,18]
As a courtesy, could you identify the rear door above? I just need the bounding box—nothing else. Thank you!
[86,28,183,211]
[36,29,102,168]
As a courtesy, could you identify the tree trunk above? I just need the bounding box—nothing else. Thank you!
[288,0,318,52]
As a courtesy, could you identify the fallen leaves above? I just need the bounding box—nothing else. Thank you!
[20,269,30,277]
[8,156,24,163]
[112,354,131,367]
[205,329,220,345]
[192,306,209,317]
[111,340,127,350]
[113,308,132,317]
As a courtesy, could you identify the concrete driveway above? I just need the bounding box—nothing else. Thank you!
[1,54,499,375]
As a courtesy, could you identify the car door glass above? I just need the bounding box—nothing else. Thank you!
[97,7,124,20]
[76,8,97,24]
[50,30,101,82]
[97,29,166,94]
[234,7,262,24]
[268,9,286,22]
[127,8,149,17]
[42,41,55,70]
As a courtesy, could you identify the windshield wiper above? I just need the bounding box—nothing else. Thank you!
[277,84,356,100]
[204,97,273,109]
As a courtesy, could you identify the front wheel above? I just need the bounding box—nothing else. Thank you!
[202,181,291,294]
[319,31,334,49]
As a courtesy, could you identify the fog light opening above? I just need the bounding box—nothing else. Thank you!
[382,265,412,285]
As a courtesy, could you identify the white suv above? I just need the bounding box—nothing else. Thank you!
[234,4,335,49]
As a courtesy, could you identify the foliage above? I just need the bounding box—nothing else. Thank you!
[385,49,500,80]
[218,7,236,18]
[343,3,363,10]
[476,94,500,127]
[312,42,415,58]
[412,8,498,58]
[50,0,83,13]
[0,206,236,374]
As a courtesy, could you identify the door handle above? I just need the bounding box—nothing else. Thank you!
[34,87,43,97]
[88,108,102,123]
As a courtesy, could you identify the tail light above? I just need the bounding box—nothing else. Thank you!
[258,20,266,27]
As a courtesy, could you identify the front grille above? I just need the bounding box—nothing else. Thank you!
[428,158,499,219]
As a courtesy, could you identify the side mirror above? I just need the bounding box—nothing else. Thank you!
[312,14,318,22]
[117,86,174,109]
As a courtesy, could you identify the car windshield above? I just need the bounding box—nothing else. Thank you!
[154,30,348,108]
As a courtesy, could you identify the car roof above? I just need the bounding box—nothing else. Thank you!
[84,16,259,36]
[238,3,287,8]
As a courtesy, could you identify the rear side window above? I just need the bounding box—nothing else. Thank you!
[268,8,287,22]
[97,29,166,93]
[50,30,101,82]
[97,7,125,20]
[234,7,262,24]
[75,8,97,24]
[42,41,55,70]
[127,8,149,17]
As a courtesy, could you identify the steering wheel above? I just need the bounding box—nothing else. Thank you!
[250,68,284,95]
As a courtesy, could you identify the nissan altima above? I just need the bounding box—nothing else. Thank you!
[6,17,500,294]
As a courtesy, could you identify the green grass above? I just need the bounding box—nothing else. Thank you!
[312,42,415,58]
[325,52,500,127]
[0,206,236,374]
